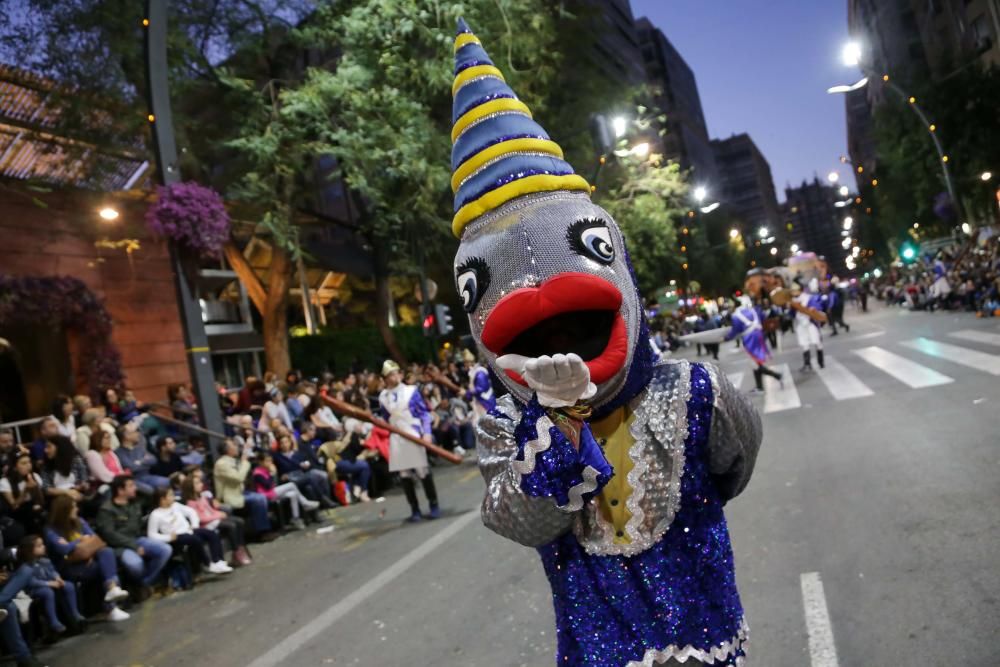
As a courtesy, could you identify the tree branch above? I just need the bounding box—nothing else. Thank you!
[223,241,266,313]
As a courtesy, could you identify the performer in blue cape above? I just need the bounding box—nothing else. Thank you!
[725,296,783,393]
[449,19,762,666]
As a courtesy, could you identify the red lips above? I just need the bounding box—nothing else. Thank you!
[481,272,628,386]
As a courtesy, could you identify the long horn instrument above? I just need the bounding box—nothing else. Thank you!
[319,395,463,465]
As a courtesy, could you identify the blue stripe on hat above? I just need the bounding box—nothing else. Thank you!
[455,43,494,74]
[456,17,473,34]
[454,154,577,212]
[452,113,550,171]
[452,76,517,123]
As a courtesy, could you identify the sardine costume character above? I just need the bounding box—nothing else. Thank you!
[377,360,440,521]
[449,19,763,666]
[725,296,783,393]
[795,279,825,372]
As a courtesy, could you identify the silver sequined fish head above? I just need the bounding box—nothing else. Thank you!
[454,191,643,409]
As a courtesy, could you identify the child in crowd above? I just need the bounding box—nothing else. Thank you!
[17,534,86,634]
[181,475,252,567]
[147,488,233,575]
[251,453,318,531]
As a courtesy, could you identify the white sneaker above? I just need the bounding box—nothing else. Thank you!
[454,446,467,457]
[302,498,320,511]
[105,585,129,603]
[208,561,233,575]
[108,607,130,622]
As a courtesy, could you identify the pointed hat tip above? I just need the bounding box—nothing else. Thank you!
[456,17,472,35]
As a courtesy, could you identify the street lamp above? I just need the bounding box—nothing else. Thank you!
[612,116,627,138]
[99,207,120,221]
[842,41,863,67]
[827,172,840,183]
[770,247,778,256]
[631,142,650,158]
[693,185,708,203]
[790,243,800,253]
[729,228,740,240]
[843,216,853,231]
[758,227,769,238]
[982,171,993,181]
[839,185,850,196]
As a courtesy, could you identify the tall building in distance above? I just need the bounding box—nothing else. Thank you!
[711,133,780,237]
[784,178,846,274]
[634,17,719,186]
[578,0,647,85]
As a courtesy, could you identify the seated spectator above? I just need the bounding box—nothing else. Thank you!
[51,395,76,439]
[17,534,86,635]
[115,425,169,494]
[44,495,130,621]
[29,415,61,463]
[232,415,264,454]
[302,395,342,441]
[0,564,48,666]
[180,475,251,567]
[147,488,232,576]
[73,408,103,456]
[251,453,317,531]
[95,476,172,589]
[0,454,45,533]
[71,395,92,429]
[213,439,274,540]
[259,388,293,432]
[275,434,335,509]
[285,387,305,426]
[149,436,184,478]
[168,384,198,425]
[40,436,91,503]
[104,388,141,424]
[317,432,372,503]
[84,429,126,488]
[0,428,18,477]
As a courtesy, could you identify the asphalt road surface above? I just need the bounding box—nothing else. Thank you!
[36,303,1000,667]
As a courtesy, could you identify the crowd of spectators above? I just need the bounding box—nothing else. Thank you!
[0,356,483,666]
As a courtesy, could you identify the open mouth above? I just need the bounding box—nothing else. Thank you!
[481,272,628,387]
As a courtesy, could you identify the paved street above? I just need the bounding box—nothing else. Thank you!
[37,303,1000,667]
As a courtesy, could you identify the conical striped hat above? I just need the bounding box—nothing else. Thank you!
[450,18,590,238]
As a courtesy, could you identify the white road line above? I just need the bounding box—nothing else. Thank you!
[763,363,800,413]
[815,356,873,401]
[901,337,1000,375]
[727,372,745,390]
[947,329,1000,348]
[853,346,954,388]
[851,330,886,341]
[246,511,480,667]
[800,572,840,667]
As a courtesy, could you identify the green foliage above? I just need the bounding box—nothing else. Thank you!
[290,325,431,376]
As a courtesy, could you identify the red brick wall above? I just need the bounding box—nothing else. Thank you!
[1,189,191,405]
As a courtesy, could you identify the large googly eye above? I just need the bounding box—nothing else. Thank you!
[568,219,615,265]
[456,257,490,313]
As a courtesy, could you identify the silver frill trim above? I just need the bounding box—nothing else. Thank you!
[560,465,602,513]
[703,362,722,409]
[625,618,749,667]
[577,360,691,557]
[510,415,554,482]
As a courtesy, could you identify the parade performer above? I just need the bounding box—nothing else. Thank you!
[726,296,783,393]
[464,357,496,422]
[449,20,761,666]
[377,361,440,521]
[795,279,825,371]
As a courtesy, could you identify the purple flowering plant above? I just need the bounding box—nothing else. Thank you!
[146,181,231,257]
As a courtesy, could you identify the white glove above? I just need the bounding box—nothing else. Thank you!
[496,353,597,408]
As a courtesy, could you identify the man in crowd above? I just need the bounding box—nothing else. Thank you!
[95,476,172,592]
[115,424,170,494]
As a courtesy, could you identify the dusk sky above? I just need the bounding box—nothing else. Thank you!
[632,0,856,201]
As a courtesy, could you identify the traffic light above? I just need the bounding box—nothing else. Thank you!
[900,243,917,263]
[421,304,435,337]
[435,303,453,336]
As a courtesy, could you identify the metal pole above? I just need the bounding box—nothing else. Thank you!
[143,0,225,459]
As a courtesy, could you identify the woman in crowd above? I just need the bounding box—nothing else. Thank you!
[259,388,293,432]
[147,487,232,575]
[51,396,76,439]
[40,436,91,503]
[0,454,45,533]
[43,495,130,621]
[103,387,140,424]
[84,429,126,487]
[17,534,86,635]
[274,434,335,508]
[180,475,252,566]
[252,452,317,531]
[302,397,342,442]
[168,384,197,425]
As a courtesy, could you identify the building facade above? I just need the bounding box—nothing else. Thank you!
[711,133,780,237]
[784,178,847,275]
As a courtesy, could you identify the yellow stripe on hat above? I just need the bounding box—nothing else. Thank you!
[451,138,564,193]
[454,33,480,52]
[451,98,532,143]
[452,65,505,97]
[452,174,591,237]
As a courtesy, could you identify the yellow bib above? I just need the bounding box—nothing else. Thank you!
[591,406,636,545]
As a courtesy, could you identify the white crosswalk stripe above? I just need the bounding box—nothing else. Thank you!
[727,372,745,390]
[763,364,799,413]
[814,356,873,400]
[901,337,1000,375]
[852,346,954,388]
[947,329,1000,347]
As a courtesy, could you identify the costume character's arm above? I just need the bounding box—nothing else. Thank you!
[706,368,763,501]
[477,396,612,548]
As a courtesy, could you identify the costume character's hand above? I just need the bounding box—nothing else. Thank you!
[496,353,597,408]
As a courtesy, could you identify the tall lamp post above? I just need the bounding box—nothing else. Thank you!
[829,41,964,223]
[143,0,226,453]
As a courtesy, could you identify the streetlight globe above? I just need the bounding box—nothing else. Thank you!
[99,207,119,221]
[839,185,849,196]
[982,171,993,181]
[961,222,972,235]
[790,243,800,253]
[770,247,778,256]
[693,185,708,203]
[729,228,739,240]
[758,227,769,238]
[842,41,862,67]
[827,171,839,183]
[612,116,628,138]
[631,142,650,158]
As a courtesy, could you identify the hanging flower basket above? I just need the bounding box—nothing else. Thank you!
[146,181,231,257]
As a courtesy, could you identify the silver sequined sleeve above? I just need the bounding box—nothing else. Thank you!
[476,395,576,547]
[706,365,763,501]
